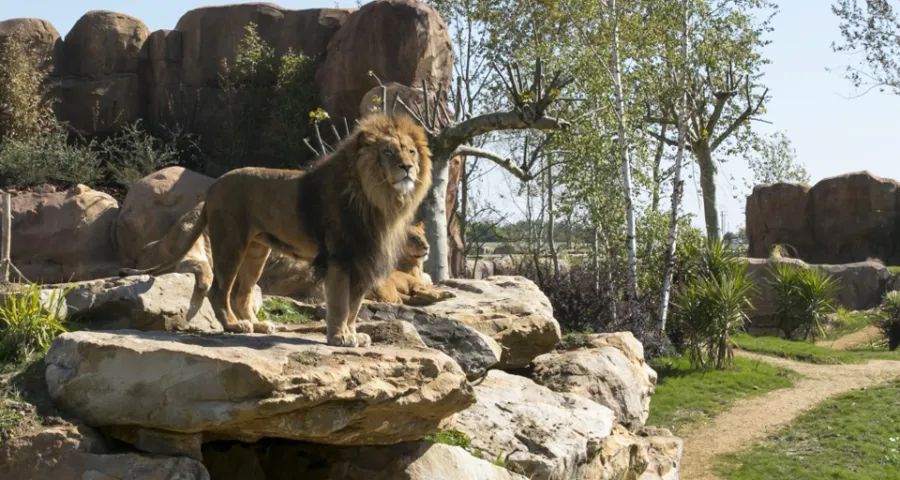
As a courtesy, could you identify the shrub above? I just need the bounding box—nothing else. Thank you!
[672,238,756,370]
[216,23,321,174]
[769,263,840,341]
[100,119,181,187]
[878,291,900,351]
[0,283,70,364]
[0,28,56,142]
[0,123,104,188]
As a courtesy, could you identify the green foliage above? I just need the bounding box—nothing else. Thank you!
[100,120,181,187]
[0,284,70,364]
[718,380,900,479]
[877,290,900,350]
[824,308,883,341]
[673,237,756,370]
[832,0,900,95]
[217,23,321,174]
[647,355,796,433]
[0,123,104,188]
[732,333,899,365]
[0,29,56,142]
[258,297,313,324]
[424,429,473,449]
[745,131,810,188]
[769,263,840,341]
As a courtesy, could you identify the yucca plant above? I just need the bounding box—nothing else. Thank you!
[0,283,71,364]
[877,291,900,351]
[674,237,756,370]
[769,263,840,341]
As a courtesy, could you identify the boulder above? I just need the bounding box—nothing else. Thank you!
[45,330,475,445]
[202,441,528,480]
[53,75,143,135]
[451,370,615,480]
[532,332,657,431]
[58,273,262,333]
[422,276,561,369]
[9,184,120,284]
[745,182,812,259]
[0,425,210,480]
[316,0,453,120]
[282,318,428,350]
[62,11,149,77]
[0,18,62,70]
[588,425,682,480]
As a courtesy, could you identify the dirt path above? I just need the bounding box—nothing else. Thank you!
[678,350,900,480]
[815,325,883,350]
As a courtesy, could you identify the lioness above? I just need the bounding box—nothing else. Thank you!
[121,113,432,347]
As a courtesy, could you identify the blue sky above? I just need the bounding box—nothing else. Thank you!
[2,1,899,233]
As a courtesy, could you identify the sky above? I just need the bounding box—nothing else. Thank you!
[2,1,899,233]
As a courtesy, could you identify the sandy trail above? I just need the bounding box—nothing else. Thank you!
[815,325,883,350]
[677,349,900,480]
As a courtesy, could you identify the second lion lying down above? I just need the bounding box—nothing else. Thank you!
[120,113,433,347]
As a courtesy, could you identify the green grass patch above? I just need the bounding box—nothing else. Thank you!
[824,308,883,341]
[733,333,900,365]
[646,355,797,433]
[718,380,900,479]
[259,297,314,324]
[886,266,900,275]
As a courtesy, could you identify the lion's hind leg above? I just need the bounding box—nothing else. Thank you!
[232,241,274,334]
[207,224,253,334]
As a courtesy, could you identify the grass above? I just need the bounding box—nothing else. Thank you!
[886,266,900,275]
[259,297,314,324]
[733,333,900,365]
[823,308,883,341]
[718,380,900,479]
[646,355,797,433]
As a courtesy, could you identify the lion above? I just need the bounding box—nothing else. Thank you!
[367,221,456,306]
[120,112,433,347]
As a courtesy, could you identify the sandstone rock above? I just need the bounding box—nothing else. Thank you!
[58,273,265,333]
[62,11,149,78]
[203,441,527,480]
[0,18,62,70]
[745,182,812,259]
[421,276,561,369]
[0,425,209,480]
[452,370,615,480]
[115,166,213,265]
[281,318,428,350]
[45,330,475,445]
[359,82,425,117]
[317,0,453,120]
[586,425,682,480]
[532,332,657,431]
[357,303,502,379]
[9,184,120,284]
[53,74,143,135]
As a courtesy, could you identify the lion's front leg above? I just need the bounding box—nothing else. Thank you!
[324,265,370,347]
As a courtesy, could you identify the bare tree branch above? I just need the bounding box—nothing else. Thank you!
[453,145,533,181]
[711,86,769,151]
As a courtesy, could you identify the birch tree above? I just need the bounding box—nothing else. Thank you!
[832,0,900,94]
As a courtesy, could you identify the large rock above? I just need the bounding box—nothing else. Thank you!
[202,441,527,480]
[745,182,812,259]
[53,74,143,134]
[423,276,561,369]
[742,257,889,330]
[62,11,149,77]
[452,370,615,480]
[0,18,62,70]
[9,184,121,283]
[590,425,682,480]
[316,0,453,120]
[0,425,209,480]
[532,332,657,431]
[45,330,475,445]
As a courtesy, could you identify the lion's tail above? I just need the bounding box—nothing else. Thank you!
[118,204,209,278]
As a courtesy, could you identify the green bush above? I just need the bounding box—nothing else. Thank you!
[0,28,56,142]
[0,123,104,188]
[673,237,756,370]
[215,22,321,174]
[769,263,839,341]
[100,119,181,187]
[0,283,70,364]
[878,291,900,351]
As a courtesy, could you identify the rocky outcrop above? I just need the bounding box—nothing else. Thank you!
[747,171,900,265]
[593,426,682,480]
[742,257,890,329]
[45,330,475,446]
[532,332,658,431]
[0,425,209,480]
[202,441,527,480]
[451,370,616,480]
[0,18,62,69]
[9,184,120,284]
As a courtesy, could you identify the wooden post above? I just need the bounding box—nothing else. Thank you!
[1,192,9,283]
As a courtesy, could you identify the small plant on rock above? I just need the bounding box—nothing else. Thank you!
[877,291,900,351]
[0,283,71,364]
[769,263,840,341]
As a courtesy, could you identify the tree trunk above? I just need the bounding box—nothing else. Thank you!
[610,0,640,303]
[546,157,560,276]
[696,142,720,240]
[651,125,667,213]
[422,156,452,282]
[658,0,690,332]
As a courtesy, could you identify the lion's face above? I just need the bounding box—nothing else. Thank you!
[356,114,431,204]
[405,222,429,262]
[372,134,421,194]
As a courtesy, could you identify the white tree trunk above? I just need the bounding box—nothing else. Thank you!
[610,0,639,303]
[422,157,451,282]
[658,0,691,331]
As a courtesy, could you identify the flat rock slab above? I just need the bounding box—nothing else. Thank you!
[45,330,476,445]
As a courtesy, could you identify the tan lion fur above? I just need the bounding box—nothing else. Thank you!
[366,222,456,306]
[120,113,433,346]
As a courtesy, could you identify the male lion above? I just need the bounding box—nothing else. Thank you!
[367,222,456,306]
[120,113,433,347]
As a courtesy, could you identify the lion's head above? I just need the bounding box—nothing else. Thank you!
[404,221,430,263]
[354,113,432,210]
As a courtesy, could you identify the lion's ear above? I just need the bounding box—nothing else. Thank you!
[359,131,377,147]
[414,221,425,231]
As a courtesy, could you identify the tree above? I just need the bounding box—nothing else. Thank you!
[744,130,810,188]
[832,0,900,95]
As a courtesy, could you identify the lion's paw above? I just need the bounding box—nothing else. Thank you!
[252,321,277,334]
[438,290,457,300]
[224,320,254,334]
[354,332,372,348]
[326,332,372,348]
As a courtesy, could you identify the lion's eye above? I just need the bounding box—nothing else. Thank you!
[383,149,394,157]
[408,149,416,155]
